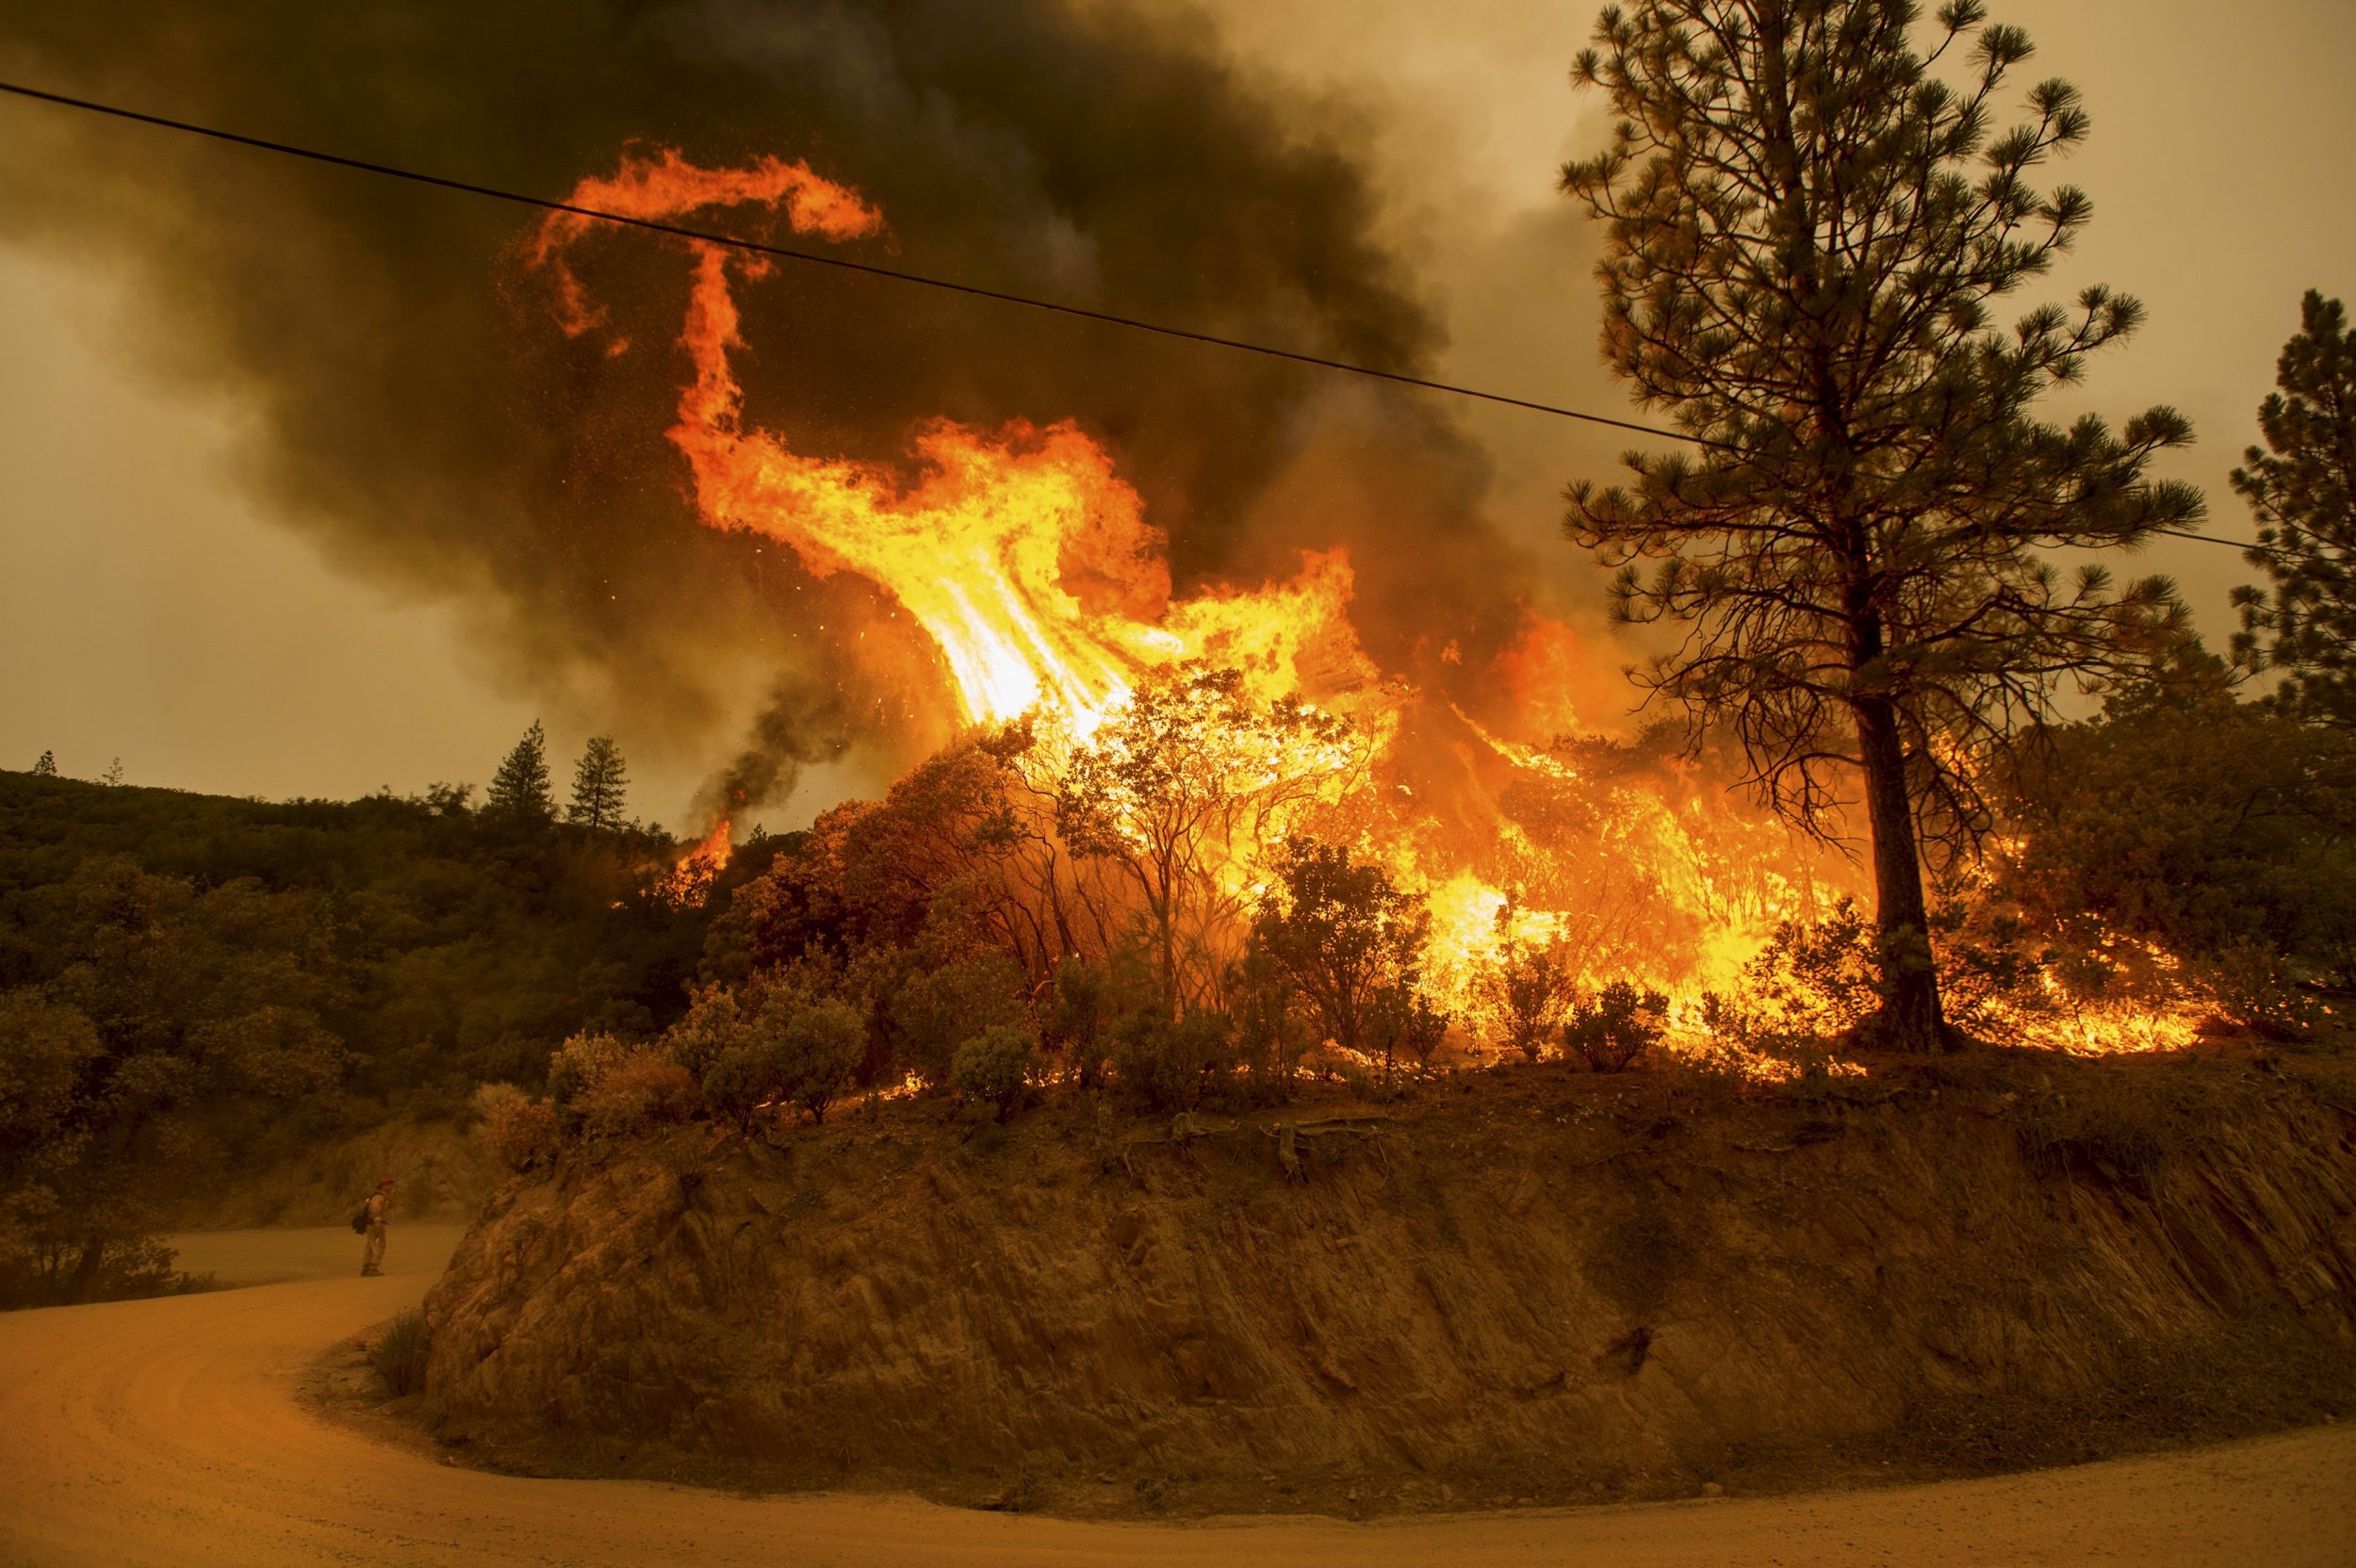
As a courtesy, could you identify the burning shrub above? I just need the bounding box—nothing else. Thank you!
[478,1085,560,1172]
[1056,666,1365,1009]
[951,1023,1039,1118]
[1564,980,1668,1071]
[2196,939,2321,1041]
[1999,670,2356,1005]
[575,1049,703,1140]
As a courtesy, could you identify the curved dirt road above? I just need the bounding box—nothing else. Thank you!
[1,1229,2350,1568]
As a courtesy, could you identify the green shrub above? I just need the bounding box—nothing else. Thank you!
[1227,943,1312,1102]
[697,992,866,1128]
[372,1309,431,1396]
[951,1023,1039,1117]
[777,997,864,1122]
[1110,1007,1235,1112]
[889,954,1028,1087]
[546,1031,631,1109]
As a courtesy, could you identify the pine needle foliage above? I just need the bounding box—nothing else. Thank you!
[1559,0,2201,1049]
[485,721,555,825]
[2231,291,2356,728]
[567,735,630,829]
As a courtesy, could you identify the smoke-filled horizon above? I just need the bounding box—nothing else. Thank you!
[4,0,2351,825]
[0,0,1584,823]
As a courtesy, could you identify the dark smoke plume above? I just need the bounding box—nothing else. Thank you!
[0,0,1543,812]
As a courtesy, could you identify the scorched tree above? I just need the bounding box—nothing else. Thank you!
[1559,0,2201,1050]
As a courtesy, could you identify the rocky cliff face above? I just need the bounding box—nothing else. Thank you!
[419,1050,2356,1514]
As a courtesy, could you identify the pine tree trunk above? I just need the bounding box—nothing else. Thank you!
[1851,693,1948,1053]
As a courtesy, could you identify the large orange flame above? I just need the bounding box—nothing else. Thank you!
[535,150,2211,1070]
[533,152,1358,735]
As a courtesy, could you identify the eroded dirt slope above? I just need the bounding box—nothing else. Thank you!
[2,1226,2353,1566]
[422,1049,2356,1516]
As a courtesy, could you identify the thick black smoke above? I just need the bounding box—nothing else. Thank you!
[0,0,1539,811]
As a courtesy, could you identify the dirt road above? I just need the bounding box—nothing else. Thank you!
[1,1228,2349,1568]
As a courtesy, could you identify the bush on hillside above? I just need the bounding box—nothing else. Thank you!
[574,1049,702,1139]
[950,1023,1039,1118]
[1564,980,1667,1071]
[479,1086,560,1172]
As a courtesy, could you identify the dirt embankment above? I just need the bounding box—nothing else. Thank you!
[418,1049,2356,1517]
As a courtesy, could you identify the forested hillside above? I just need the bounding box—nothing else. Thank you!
[0,771,776,1303]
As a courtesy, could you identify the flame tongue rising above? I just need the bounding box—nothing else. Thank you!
[534,152,1355,735]
[659,818,733,907]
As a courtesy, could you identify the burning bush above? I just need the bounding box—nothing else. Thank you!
[1563,981,1667,1072]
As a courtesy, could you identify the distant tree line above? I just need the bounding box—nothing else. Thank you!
[0,728,739,1307]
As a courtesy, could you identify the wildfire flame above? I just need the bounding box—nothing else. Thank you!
[535,150,2216,1070]
[659,818,733,907]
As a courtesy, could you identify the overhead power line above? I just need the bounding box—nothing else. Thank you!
[0,76,2284,563]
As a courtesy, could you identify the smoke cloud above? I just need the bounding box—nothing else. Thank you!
[0,0,1552,813]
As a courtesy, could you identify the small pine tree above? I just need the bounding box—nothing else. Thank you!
[102,759,124,787]
[2231,291,2356,728]
[566,735,630,829]
[30,750,57,776]
[484,721,555,823]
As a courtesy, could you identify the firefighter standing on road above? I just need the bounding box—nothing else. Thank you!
[360,1176,394,1277]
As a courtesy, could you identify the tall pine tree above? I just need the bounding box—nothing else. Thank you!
[2231,291,2356,728]
[566,736,630,829]
[1559,0,2199,1051]
[485,721,555,824]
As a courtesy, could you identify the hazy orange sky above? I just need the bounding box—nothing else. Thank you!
[3,0,2350,824]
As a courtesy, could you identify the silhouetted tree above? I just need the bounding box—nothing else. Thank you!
[485,721,555,824]
[1560,0,2200,1050]
[2232,291,2356,728]
[1253,838,1432,1083]
[29,750,56,777]
[566,735,630,829]
[1056,664,1360,1008]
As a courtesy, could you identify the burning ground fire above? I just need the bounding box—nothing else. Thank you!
[537,151,2216,1074]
